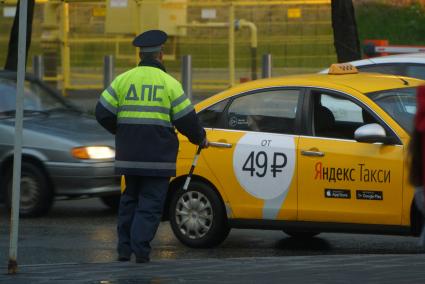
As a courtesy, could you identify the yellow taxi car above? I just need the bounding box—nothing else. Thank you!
[164,64,425,248]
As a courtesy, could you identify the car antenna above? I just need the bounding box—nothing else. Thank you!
[397,76,409,86]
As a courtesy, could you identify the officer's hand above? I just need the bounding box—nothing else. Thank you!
[201,138,209,149]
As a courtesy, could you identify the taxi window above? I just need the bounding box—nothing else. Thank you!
[0,77,66,115]
[198,99,229,128]
[0,78,17,113]
[312,91,379,140]
[406,65,425,80]
[226,89,300,134]
[368,87,416,134]
[357,64,400,75]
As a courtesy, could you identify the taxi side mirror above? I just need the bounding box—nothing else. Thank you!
[354,123,395,144]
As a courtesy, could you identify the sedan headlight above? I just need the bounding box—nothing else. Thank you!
[71,146,115,160]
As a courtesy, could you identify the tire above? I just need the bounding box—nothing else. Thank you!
[283,231,320,238]
[100,195,120,211]
[169,181,230,248]
[5,162,53,217]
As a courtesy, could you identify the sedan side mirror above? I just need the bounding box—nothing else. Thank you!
[354,123,395,144]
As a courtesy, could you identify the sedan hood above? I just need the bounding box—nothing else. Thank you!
[2,113,114,147]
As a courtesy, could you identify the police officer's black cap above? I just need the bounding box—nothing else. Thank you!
[132,30,168,52]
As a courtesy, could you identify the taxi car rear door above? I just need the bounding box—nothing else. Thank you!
[199,88,303,221]
[298,89,403,225]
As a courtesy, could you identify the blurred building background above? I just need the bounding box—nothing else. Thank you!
[0,0,424,99]
[0,0,335,95]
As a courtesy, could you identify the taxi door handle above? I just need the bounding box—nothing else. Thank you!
[209,141,232,148]
[301,150,324,157]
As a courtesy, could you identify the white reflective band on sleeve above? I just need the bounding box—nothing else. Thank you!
[183,176,191,190]
[192,154,200,167]
[100,96,117,114]
[107,86,118,100]
[171,93,188,108]
[173,104,194,121]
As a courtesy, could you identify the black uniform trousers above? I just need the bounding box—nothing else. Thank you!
[117,175,169,259]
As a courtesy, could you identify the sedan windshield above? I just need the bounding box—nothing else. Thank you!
[0,77,73,117]
[367,87,416,134]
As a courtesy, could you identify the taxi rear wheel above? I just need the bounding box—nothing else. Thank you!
[169,181,230,248]
[283,230,320,238]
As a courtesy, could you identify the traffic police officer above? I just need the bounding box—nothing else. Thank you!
[95,30,207,263]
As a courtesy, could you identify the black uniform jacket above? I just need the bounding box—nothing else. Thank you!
[95,59,205,177]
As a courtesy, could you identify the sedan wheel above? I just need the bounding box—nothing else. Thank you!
[170,181,230,248]
[5,162,53,217]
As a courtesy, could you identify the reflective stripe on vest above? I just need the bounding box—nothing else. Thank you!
[117,117,172,127]
[100,86,119,114]
[106,86,118,101]
[119,105,169,114]
[99,95,117,114]
[171,94,193,121]
[105,66,195,126]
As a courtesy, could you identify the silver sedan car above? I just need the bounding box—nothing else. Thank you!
[320,52,425,80]
[0,71,120,217]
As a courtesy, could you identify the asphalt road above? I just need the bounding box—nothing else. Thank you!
[0,198,424,266]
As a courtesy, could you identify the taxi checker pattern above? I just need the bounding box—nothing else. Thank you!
[166,64,425,248]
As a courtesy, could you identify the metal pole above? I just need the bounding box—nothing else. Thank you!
[8,0,28,275]
[251,47,257,80]
[32,55,44,80]
[103,55,114,89]
[183,145,202,191]
[228,4,235,86]
[183,141,231,191]
[262,54,272,78]
[60,2,70,95]
[181,55,192,100]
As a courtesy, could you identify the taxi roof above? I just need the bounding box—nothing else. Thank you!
[196,72,424,110]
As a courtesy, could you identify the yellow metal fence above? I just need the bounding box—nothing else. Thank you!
[0,0,336,95]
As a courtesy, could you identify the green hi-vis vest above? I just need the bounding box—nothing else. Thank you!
[99,66,193,127]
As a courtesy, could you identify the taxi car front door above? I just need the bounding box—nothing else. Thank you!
[199,88,303,221]
[298,89,403,225]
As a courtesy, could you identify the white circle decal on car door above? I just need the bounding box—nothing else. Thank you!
[233,133,296,200]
